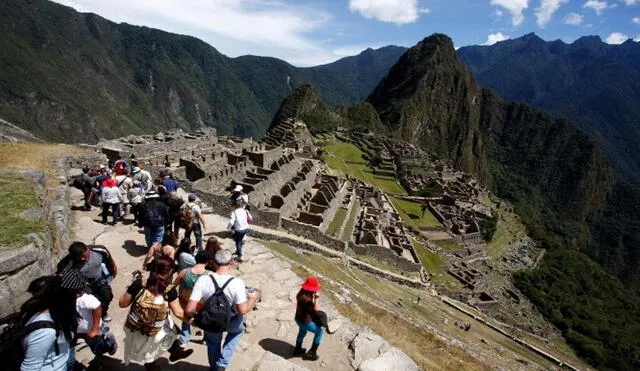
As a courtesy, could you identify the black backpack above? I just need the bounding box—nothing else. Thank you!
[0,319,59,371]
[140,201,163,228]
[194,275,234,332]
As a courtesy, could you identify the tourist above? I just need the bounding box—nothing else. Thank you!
[100,177,123,225]
[131,166,152,192]
[19,274,77,371]
[113,156,128,176]
[57,242,117,323]
[228,199,251,262]
[185,249,260,371]
[229,184,249,209]
[162,173,178,194]
[128,180,144,224]
[119,255,193,370]
[293,277,324,360]
[115,171,133,218]
[204,237,223,270]
[158,186,184,233]
[142,231,177,273]
[27,275,57,298]
[174,250,213,345]
[181,193,206,252]
[176,237,196,271]
[79,167,96,210]
[138,190,169,252]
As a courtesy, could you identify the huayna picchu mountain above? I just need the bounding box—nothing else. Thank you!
[272,33,640,369]
[0,0,405,143]
[457,33,640,185]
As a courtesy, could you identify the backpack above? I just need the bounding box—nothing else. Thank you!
[178,203,196,229]
[0,318,59,371]
[125,288,169,337]
[140,201,163,228]
[194,275,235,332]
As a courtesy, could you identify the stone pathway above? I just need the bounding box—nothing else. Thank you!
[70,188,416,371]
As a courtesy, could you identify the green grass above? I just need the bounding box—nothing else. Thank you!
[486,207,527,259]
[321,142,405,195]
[0,172,45,248]
[341,199,360,241]
[435,241,460,251]
[326,208,347,237]
[389,196,443,229]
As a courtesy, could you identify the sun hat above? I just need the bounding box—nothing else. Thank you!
[131,166,141,173]
[301,277,321,292]
[188,193,197,202]
[233,185,243,192]
[145,190,159,199]
[215,249,233,265]
[61,269,85,290]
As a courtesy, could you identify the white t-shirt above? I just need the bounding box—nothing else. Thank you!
[76,293,101,334]
[189,273,247,308]
[228,208,250,231]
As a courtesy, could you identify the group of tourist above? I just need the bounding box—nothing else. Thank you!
[10,159,330,371]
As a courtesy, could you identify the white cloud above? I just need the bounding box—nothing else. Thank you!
[50,0,373,66]
[635,34,640,41]
[348,0,430,25]
[606,31,629,43]
[491,0,529,26]
[565,12,584,25]
[633,16,640,23]
[535,0,568,27]
[484,32,510,45]
[584,0,610,15]
[622,0,637,5]
[495,9,504,18]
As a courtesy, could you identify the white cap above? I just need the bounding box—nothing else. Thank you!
[233,185,243,192]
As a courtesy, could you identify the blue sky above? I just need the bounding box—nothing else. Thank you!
[53,0,640,66]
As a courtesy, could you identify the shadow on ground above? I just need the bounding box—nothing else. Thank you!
[259,338,296,360]
[87,355,209,370]
[122,240,147,257]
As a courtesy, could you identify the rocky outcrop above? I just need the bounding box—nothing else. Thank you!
[349,329,418,371]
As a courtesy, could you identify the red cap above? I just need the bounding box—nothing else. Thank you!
[301,277,321,292]
[103,178,117,188]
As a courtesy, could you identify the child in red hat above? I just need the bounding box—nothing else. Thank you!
[294,277,324,360]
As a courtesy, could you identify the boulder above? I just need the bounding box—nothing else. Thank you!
[349,328,391,368]
[357,347,419,371]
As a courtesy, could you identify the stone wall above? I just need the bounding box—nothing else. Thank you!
[281,218,346,252]
[348,242,422,272]
[318,180,347,233]
[0,156,82,320]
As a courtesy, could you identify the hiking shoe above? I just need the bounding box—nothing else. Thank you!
[169,347,193,362]
[303,351,319,361]
[102,315,112,323]
[108,336,118,355]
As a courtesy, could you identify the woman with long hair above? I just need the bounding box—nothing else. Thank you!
[119,255,192,371]
[175,237,195,271]
[204,237,223,270]
[20,274,78,370]
[173,250,213,345]
[293,277,324,361]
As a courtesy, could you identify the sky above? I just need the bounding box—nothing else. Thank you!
[53,0,640,66]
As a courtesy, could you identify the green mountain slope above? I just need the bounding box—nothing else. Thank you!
[0,0,405,142]
[366,33,640,369]
[457,33,640,185]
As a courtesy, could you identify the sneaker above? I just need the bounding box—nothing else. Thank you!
[108,336,118,355]
[102,315,112,323]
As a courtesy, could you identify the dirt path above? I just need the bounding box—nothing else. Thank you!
[70,189,356,371]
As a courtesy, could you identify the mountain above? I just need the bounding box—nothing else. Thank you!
[0,0,405,142]
[365,33,640,369]
[457,33,640,185]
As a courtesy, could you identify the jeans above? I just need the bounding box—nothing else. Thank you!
[233,229,248,258]
[186,223,203,251]
[295,319,324,345]
[89,280,113,317]
[101,203,120,224]
[204,315,244,369]
[179,321,191,345]
[144,226,165,248]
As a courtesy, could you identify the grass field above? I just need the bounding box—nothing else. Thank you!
[486,206,527,259]
[325,207,347,237]
[321,142,405,195]
[389,196,443,229]
[0,172,46,248]
[341,199,360,241]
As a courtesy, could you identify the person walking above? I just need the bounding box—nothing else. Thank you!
[128,180,145,224]
[131,166,152,192]
[293,277,324,360]
[138,191,169,252]
[119,256,193,371]
[174,250,213,345]
[100,177,123,225]
[19,274,77,371]
[57,242,117,323]
[228,185,249,209]
[185,250,260,371]
[158,186,184,233]
[227,200,251,262]
[182,193,206,252]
